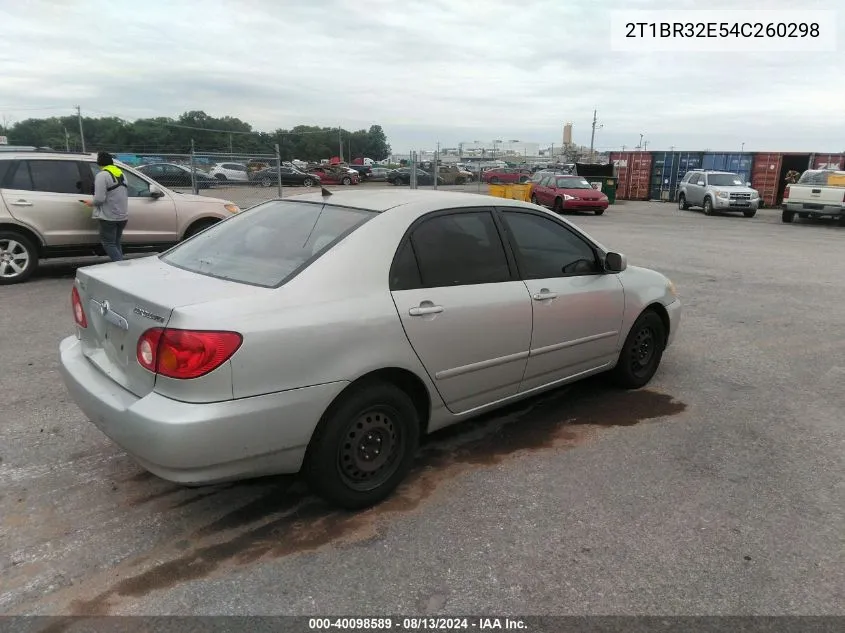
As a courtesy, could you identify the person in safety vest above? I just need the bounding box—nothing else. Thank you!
[90,151,129,261]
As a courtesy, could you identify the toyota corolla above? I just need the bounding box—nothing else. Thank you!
[60,190,681,509]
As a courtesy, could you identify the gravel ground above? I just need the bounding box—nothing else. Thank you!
[1,198,843,617]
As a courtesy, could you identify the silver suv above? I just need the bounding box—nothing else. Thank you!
[0,152,241,284]
[677,170,760,217]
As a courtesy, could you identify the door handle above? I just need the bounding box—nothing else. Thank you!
[409,305,443,316]
[532,289,558,301]
[11,199,33,206]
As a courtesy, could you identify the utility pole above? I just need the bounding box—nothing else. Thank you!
[75,105,86,152]
[589,109,597,162]
[63,127,70,152]
[338,127,343,162]
[741,142,745,153]
[643,140,649,151]
[228,133,233,154]
[638,133,644,150]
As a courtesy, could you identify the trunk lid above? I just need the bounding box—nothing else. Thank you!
[75,255,262,398]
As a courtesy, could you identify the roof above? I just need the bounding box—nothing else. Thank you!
[0,151,97,160]
[283,188,534,213]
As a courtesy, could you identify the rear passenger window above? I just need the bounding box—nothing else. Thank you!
[0,160,11,186]
[7,162,33,190]
[390,240,422,291]
[28,161,83,194]
[409,211,511,288]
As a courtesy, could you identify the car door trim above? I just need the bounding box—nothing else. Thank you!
[434,349,530,380]
[529,330,619,357]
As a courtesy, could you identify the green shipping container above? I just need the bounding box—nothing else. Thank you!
[583,176,618,204]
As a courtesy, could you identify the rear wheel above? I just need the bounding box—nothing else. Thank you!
[782,210,795,223]
[214,173,227,181]
[594,209,605,216]
[303,177,314,187]
[678,193,690,210]
[260,177,272,188]
[304,382,420,510]
[610,310,666,389]
[743,210,756,218]
[703,197,714,215]
[393,177,403,186]
[342,177,352,185]
[0,231,38,285]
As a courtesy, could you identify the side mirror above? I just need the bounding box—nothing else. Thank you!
[605,251,627,273]
[149,184,165,199]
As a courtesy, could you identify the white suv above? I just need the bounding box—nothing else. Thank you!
[0,152,241,284]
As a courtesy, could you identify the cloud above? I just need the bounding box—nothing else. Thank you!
[0,0,843,152]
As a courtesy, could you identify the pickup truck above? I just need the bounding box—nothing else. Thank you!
[782,170,845,224]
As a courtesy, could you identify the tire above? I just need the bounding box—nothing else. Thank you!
[530,194,539,205]
[553,197,564,214]
[214,174,227,181]
[303,177,314,187]
[703,197,714,215]
[182,219,218,240]
[519,176,528,183]
[341,177,352,185]
[782,210,795,223]
[678,193,690,210]
[393,177,404,186]
[456,177,465,185]
[798,212,810,219]
[260,177,271,188]
[610,310,666,389]
[304,382,420,510]
[490,177,500,184]
[594,209,605,216]
[743,210,756,218]
[0,231,38,285]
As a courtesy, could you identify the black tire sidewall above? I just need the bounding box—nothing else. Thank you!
[342,177,351,185]
[612,310,666,389]
[305,382,420,510]
[678,194,686,210]
[0,231,38,285]
[703,198,712,215]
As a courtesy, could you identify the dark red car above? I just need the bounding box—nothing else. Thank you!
[482,168,531,184]
[308,166,360,185]
[530,174,608,215]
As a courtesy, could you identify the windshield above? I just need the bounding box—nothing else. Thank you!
[555,176,592,189]
[708,174,746,186]
[161,200,377,287]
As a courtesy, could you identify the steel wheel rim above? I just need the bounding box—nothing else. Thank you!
[261,178,271,187]
[678,195,684,209]
[0,239,30,278]
[304,178,313,187]
[337,406,404,492]
[629,326,656,377]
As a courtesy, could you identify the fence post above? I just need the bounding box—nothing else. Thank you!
[410,151,417,189]
[432,149,438,190]
[275,143,282,198]
[190,139,198,195]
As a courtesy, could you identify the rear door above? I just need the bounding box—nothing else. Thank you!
[0,159,96,246]
[497,208,625,392]
[83,162,178,244]
[390,208,533,414]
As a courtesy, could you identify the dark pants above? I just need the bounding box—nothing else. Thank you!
[98,219,127,262]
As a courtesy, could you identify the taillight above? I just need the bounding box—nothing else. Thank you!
[137,328,242,379]
[783,185,790,200]
[71,286,87,328]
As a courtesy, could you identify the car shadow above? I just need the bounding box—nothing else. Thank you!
[45,377,687,617]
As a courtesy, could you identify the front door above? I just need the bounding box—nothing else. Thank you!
[687,173,705,205]
[84,163,178,244]
[0,159,95,246]
[498,208,625,392]
[390,208,533,414]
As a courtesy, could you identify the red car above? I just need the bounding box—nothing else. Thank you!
[308,166,360,185]
[482,168,531,184]
[530,174,608,215]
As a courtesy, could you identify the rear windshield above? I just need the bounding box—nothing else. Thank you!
[798,170,845,187]
[161,200,377,287]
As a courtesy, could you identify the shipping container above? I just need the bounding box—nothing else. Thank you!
[810,153,844,170]
[610,151,652,200]
[649,152,704,201]
[751,153,811,207]
[701,153,753,186]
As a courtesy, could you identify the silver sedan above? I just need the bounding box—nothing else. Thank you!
[59,190,681,509]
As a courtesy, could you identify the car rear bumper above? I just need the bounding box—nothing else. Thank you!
[59,335,348,485]
[665,299,681,349]
[782,202,845,216]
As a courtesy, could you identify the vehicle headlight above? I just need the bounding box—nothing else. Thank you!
[224,204,240,214]
[750,190,759,198]
[563,194,575,200]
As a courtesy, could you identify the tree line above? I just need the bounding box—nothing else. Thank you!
[3,110,392,161]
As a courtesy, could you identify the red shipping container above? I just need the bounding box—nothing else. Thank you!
[752,153,782,207]
[610,151,653,200]
[812,153,844,170]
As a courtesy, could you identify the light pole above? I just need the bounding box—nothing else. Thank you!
[741,142,745,153]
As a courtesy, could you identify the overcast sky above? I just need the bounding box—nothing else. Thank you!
[1,0,843,154]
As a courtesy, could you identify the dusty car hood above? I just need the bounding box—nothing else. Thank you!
[171,191,236,205]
